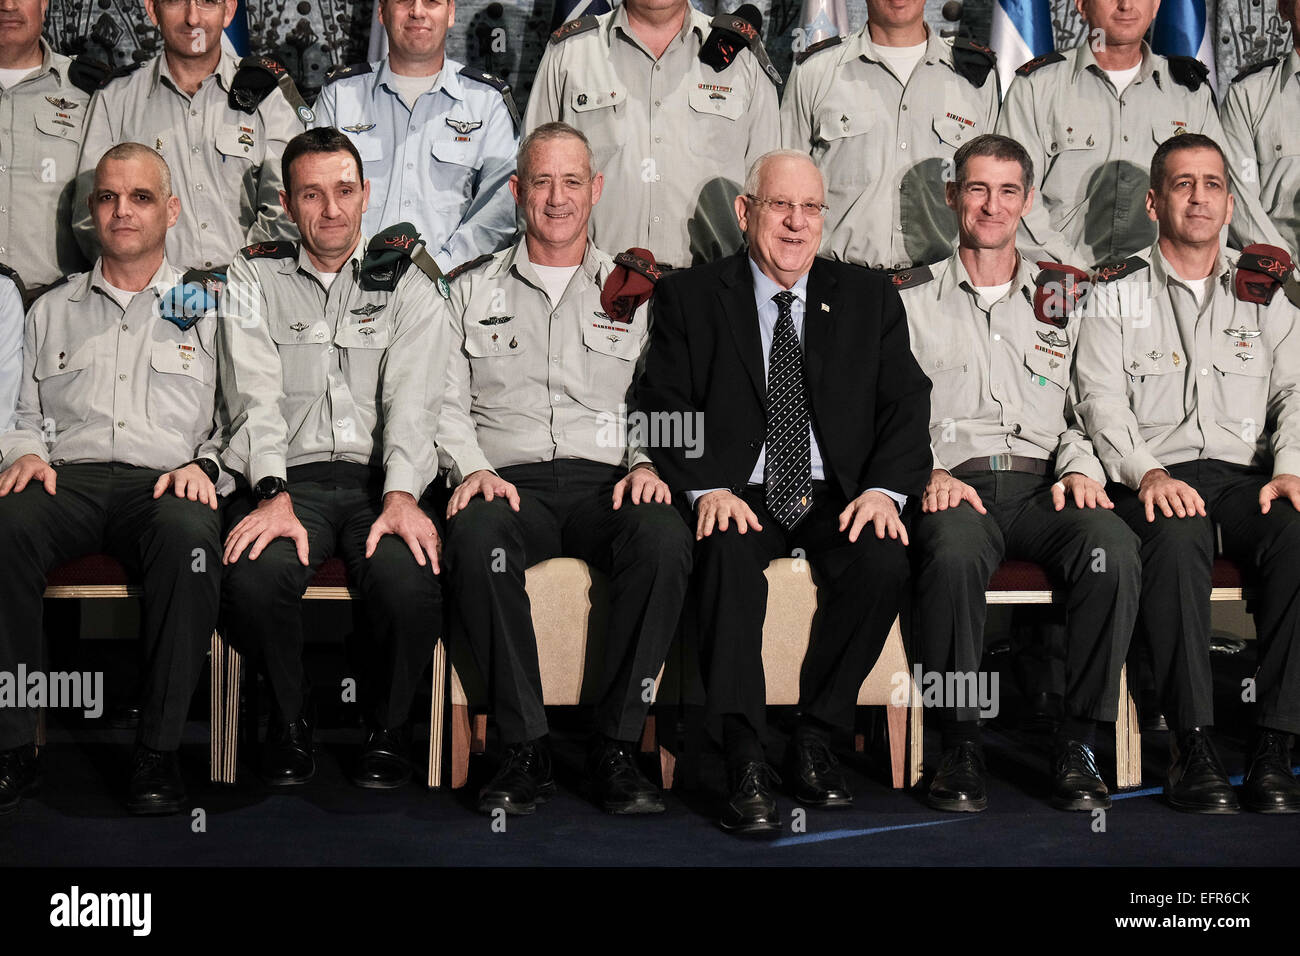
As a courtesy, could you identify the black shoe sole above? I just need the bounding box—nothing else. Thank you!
[926,792,988,813]
[126,797,184,816]
[349,769,413,790]
[478,780,556,816]
[1166,794,1241,814]
[1050,792,1112,811]
[263,767,316,787]
[602,795,666,815]
[794,792,854,809]
[719,817,782,836]
[1240,797,1300,814]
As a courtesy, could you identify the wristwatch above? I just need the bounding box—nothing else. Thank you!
[254,476,287,501]
[187,457,220,484]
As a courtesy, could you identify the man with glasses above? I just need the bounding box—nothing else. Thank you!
[73,0,310,271]
[638,149,932,834]
[438,122,693,818]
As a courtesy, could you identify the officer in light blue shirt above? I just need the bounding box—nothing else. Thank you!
[313,0,519,274]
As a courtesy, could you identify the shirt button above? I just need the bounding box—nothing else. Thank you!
[652,216,661,223]
[654,136,661,143]
[410,124,417,132]
[191,109,197,116]
[993,333,1001,341]
[119,373,126,381]
[654,64,661,71]
[901,104,908,111]
[404,200,411,206]
[117,420,126,429]
[899,142,907,150]
[406,163,414,170]
[196,184,203,191]
[1200,368,1208,375]
[121,323,128,331]
[204,261,213,267]
[335,419,345,427]
[192,146,199,154]
[654,100,661,108]
[0,164,7,171]
[552,394,561,403]
[1123,135,1129,142]
[200,222,208,230]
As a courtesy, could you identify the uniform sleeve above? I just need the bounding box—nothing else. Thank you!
[72,88,118,262]
[311,81,338,130]
[378,271,453,497]
[1054,385,1108,484]
[743,61,781,168]
[245,85,307,245]
[996,76,1086,267]
[0,304,49,465]
[521,44,564,133]
[434,281,496,484]
[1072,284,1165,488]
[216,255,288,485]
[622,299,654,470]
[779,59,815,151]
[0,277,22,433]
[433,93,519,273]
[1267,302,1300,478]
[1219,83,1293,256]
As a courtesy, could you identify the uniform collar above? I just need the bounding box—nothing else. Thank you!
[608,3,707,52]
[1075,37,1159,87]
[1283,48,1300,89]
[1148,241,1230,298]
[374,55,464,102]
[496,236,605,296]
[854,22,948,68]
[940,249,1035,304]
[289,235,368,278]
[152,49,237,96]
[73,256,179,303]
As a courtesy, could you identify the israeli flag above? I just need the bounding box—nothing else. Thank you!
[222,0,250,58]
[1151,0,1217,93]
[989,0,1053,98]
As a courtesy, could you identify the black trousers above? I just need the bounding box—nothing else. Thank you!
[0,462,220,751]
[912,471,1141,724]
[442,459,692,744]
[1110,459,1300,735]
[220,463,442,729]
[691,482,910,739]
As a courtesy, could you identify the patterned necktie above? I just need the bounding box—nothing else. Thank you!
[764,290,813,529]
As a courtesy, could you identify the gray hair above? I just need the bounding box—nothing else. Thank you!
[517,121,595,184]
[742,149,821,198]
[96,142,173,198]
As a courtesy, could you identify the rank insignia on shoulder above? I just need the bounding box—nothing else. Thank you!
[241,241,296,259]
[1016,51,1065,76]
[1091,255,1149,283]
[550,14,599,43]
[460,66,520,129]
[794,35,842,66]
[889,265,933,289]
[1033,261,1091,327]
[325,62,373,84]
[447,253,494,281]
[1232,56,1279,83]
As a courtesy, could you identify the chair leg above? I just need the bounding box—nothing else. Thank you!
[886,703,908,789]
[639,713,656,753]
[426,640,446,789]
[451,703,471,789]
[1115,663,1142,789]
[907,700,923,788]
[209,631,222,783]
[471,713,487,753]
[35,710,46,749]
[209,631,241,785]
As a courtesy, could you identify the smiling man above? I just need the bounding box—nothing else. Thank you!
[73,0,310,271]
[313,0,518,273]
[1075,133,1300,814]
[896,134,1140,813]
[217,128,452,790]
[0,143,228,816]
[437,121,692,818]
[638,150,932,834]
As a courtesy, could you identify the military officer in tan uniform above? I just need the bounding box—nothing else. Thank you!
[780,0,999,271]
[1220,0,1300,257]
[438,122,692,817]
[0,0,107,294]
[996,0,1284,268]
[899,134,1140,813]
[74,0,310,271]
[218,128,451,790]
[1075,133,1300,814]
[0,143,227,816]
[522,0,780,269]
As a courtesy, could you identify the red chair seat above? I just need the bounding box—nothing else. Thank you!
[986,557,1249,593]
[45,554,351,589]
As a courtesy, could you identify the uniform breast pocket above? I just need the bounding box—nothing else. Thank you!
[334,320,392,351]
[569,87,626,172]
[267,318,330,397]
[1123,349,1184,428]
[31,113,83,180]
[147,340,216,429]
[1255,116,1300,161]
[932,114,976,151]
[215,123,261,164]
[813,110,874,184]
[1212,348,1272,444]
[34,346,93,423]
[1047,122,1099,178]
[349,129,385,164]
[464,327,527,396]
[1023,345,1070,392]
[577,321,642,409]
[919,350,976,418]
[429,137,479,208]
[686,86,744,162]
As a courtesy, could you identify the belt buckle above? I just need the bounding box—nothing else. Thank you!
[988,454,1013,472]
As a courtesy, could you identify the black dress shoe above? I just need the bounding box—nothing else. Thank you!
[127,746,185,815]
[783,734,853,808]
[719,761,782,835]
[927,741,988,812]
[478,739,555,816]
[1241,730,1300,814]
[350,726,413,790]
[1165,728,1240,814]
[585,736,664,814]
[1050,740,1111,811]
[261,713,315,786]
[107,700,143,730]
[0,744,40,815]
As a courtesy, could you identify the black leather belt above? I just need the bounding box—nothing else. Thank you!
[949,455,1050,477]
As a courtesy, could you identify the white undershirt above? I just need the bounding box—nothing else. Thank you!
[875,40,928,85]
[972,281,1013,311]
[302,257,341,290]
[100,279,140,312]
[0,66,36,90]
[1182,276,1209,307]
[533,263,580,304]
[1104,64,1141,96]
[388,71,440,110]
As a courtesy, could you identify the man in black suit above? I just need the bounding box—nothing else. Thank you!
[639,150,933,834]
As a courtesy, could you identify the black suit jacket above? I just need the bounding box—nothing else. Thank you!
[638,251,933,507]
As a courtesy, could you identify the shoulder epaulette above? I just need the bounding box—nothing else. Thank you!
[890,264,933,290]
[240,241,296,260]
[324,61,373,85]
[795,34,842,66]
[1016,51,1065,76]
[1166,55,1210,93]
[23,275,68,309]
[447,253,493,281]
[0,263,26,306]
[68,55,113,95]
[1232,56,1279,84]
[1092,255,1148,283]
[951,36,997,89]
[231,55,315,124]
[707,12,782,86]
[360,223,451,298]
[458,66,520,130]
[550,15,599,44]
